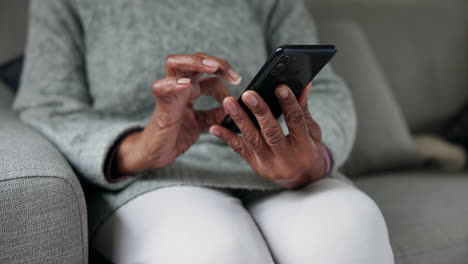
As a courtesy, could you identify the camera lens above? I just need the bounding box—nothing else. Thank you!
[275,63,285,69]
[279,56,290,64]
[271,62,285,75]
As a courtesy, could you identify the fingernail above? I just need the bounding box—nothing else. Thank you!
[243,92,258,107]
[202,59,219,67]
[229,69,242,84]
[225,99,238,115]
[177,78,191,84]
[277,86,289,99]
[210,127,221,137]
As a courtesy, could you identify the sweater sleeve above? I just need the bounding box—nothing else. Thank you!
[13,0,143,190]
[260,0,357,171]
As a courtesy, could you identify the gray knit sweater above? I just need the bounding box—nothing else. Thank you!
[14,0,356,234]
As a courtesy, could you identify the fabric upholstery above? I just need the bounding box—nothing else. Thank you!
[318,22,421,176]
[0,81,14,107]
[355,171,468,264]
[0,82,88,263]
[0,0,467,263]
[15,0,356,235]
[308,0,468,133]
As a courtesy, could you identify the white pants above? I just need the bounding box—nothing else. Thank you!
[93,178,394,264]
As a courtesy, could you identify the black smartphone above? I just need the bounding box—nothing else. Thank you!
[220,45,337,133]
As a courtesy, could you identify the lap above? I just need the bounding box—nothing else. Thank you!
[236,178,394,264]
[93,185,273,264]
[93,179,393,264]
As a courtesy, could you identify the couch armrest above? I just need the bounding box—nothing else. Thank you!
[0,82,88,264]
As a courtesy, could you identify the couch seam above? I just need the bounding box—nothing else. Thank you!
[0,167,69,175]
[0,174,87,264]
[394,239,468,258]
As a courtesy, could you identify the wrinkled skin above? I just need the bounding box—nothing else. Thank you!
[210,82,327,189]
[117,53,326,189]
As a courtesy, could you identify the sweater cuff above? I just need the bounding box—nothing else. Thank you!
[322,144,333,175]
[104,128,144,182]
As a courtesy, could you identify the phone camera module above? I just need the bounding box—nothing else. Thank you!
[271,62,285,75]
[279,56,290,64]
[276,63,285,69]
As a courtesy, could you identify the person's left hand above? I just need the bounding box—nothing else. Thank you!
[209,83,328,189]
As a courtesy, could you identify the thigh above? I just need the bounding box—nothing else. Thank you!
[93,186,274,264]
[242,178,394,264]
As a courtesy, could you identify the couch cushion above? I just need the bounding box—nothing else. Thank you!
[0,79,89,263]
[318,22,421,176]
[0,0,29,63]
[355,171,468,264]
[308,0,468,133]
[0,81,14,108]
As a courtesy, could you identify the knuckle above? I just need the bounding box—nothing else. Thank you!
[303,109,313,121]
[155,111,172,127]
[245,132,262,150]
[234,115,248,129]
[152,78,175,95]
[190,54,202,64]
[263,171,276,181]
[151,82,159,93]
[286,109,305,127]
[310,122,323,141]
[254,105,269,119]
[298,157,313,171]
[280,173,294,181]
[166,54,177,64]
[231,140,245,154]
[263,127,283,146]
[218,59,230,69]
[151,80,164,94]
[281,167,300,180]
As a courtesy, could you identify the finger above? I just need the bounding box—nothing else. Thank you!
[222,97,269,153]
[199,77,231,104]
[194,52,242,85]
[303,109,322,142]
[196,106,227,130]
[165,54,242,85]
[152,77,191,103]
[296,83,322,142]
[209,125,254,160]
[274,84,309,141]
[241,91,287,153]
[151,77,191,127]
[298,82,312,108]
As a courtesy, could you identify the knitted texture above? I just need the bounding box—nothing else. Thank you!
[14,0,356,234]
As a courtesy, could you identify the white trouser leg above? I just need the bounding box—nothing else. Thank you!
[242,178,395,264]
[93,186,274,264]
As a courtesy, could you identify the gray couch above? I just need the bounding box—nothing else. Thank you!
[1,0,467,263]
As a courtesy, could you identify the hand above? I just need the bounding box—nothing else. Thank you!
[209,83,327,189]
[116,53,242,175]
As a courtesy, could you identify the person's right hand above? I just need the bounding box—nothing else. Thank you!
[116,53,242,175]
